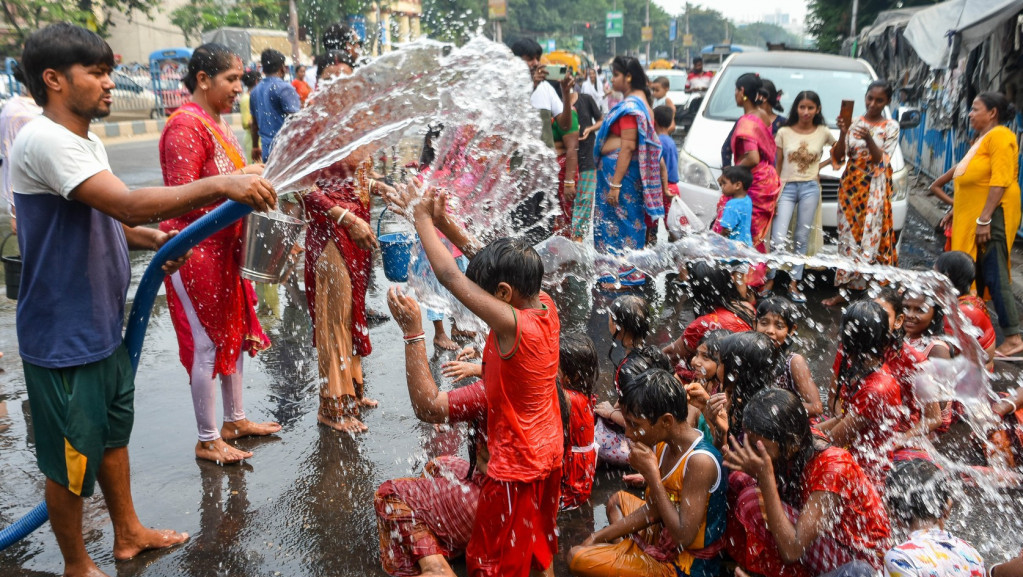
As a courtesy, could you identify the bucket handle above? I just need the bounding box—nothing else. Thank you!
[376,207,387,238]
[0,232,16,258]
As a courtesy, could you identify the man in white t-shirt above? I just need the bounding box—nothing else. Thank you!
[13,23,277,577]
[510,38,570,148]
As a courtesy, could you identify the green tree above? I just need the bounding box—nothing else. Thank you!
[170,0,286,45]
[807,0,936,54]
[731,22,803,48]
[0,0,160,45]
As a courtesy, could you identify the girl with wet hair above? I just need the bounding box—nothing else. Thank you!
[902,289,950,360]
[818,300,903,490]
[702,331,782,449]
[724,388,892,577]
[884,459,984,577]
[663,260,756,363]
[755,297,823,418]
[159,42,281,464]
[559,334,600,510]
[595,344,671,468]
[935,251,996,366]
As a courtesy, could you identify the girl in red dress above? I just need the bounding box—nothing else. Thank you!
[158,44,280,464]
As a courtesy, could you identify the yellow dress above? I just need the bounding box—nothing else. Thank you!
[951,125,1021,260]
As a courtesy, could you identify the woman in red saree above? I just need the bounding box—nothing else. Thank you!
[303,51,393,433]
[725,73,781,274]
[159,44,280,464]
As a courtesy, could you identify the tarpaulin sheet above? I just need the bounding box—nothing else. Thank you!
[904,0,1023,68]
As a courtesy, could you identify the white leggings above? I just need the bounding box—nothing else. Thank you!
[171,272,246,442]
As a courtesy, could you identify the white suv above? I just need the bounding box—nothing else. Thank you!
[676,51,917,244]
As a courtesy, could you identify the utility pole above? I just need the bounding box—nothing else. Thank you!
[288,0,301,65]
[850,0,859,55]
[645,0,650,64]
[685,2,691,65]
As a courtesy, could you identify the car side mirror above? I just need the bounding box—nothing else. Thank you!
[898,107,922,129]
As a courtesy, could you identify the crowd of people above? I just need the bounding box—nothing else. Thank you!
[3,17,1023,577]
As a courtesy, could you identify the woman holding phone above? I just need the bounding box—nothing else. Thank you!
[825,81,899,306]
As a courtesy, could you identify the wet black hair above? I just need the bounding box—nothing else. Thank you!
[465,237,543,297]
[560,334,598,397]
[720,165,752,191]
[744,388,828,505]
[261,48,287,75]
[322,22,362,51]
[315,50,355,80]
[758,78,784,113]
[20,22,115,106]
[757,296,799,331]
[619,368,688,424]
[719,331,783,435]
[610,295,651,341]
[616,346,672,394]
[612,56,652,105]
[510,38,543,60]
[783,90,826,127]
[976,92,1017,124]
[735,72,763,104]
[870,285,906,348]
[183,43,238,93]
[241,69,261,89]
[11,62,25,85]
[885,459,951,525]
[653,76,671,89]
[698,328,730,361]
[935,251,975,296]
[866,80,893,102]
[903,289,945,338]
[653,105,674,130]
[685,260,756,328]
[837,300,894,396]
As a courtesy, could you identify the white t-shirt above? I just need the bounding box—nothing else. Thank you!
[884,529,984,577]
[305,65,318,88]
[12,115,110,199]
[775,124,837,183]
[0,96,43,213]
[530,81,563,116]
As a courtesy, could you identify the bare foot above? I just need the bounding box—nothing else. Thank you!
[821,295,847,307]
[357,395,379,409]
[317,412,368,433]
[434,333,459,351]
[622,473,646,488]
[195,439,252,465]
[417,554,457,577]
[451,327,477,340]
[113,526,189,560]
[996,336,1023,358]
[220,419,282,440]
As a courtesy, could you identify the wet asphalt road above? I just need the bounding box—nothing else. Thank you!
[1,137,1021,576]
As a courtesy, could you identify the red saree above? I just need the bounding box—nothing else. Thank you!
[158,102,270,378]
[731,113,781,252]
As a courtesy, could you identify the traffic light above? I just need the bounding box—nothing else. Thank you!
[585,22,591,29]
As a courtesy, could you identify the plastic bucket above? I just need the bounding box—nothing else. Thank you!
[1,233,20,300]
[377,208,416,282]
[240,210,305,283]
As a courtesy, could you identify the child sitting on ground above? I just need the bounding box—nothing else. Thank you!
[755,297,823,418]
[569,369,727,577]
[391,182,563,577]
[935,250,996,369]
[680,329,728,443]
[713,166,754,246]
[884,459,985,577]
[559,334,600,511]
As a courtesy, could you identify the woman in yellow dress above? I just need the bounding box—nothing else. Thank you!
[950,92,1022,357]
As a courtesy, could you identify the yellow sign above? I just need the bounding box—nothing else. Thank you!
[488,0,507,20]
[683,33,694,47]
[641,26,653,42]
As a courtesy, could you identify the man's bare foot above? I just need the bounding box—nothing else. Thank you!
[220,419,282,441]
[996,335,1023,358]
[113,526,189,560]
[821,294,847,307]
[434,333,459,351]
[357,394,379,409]
[195,439,252,465]
[317,412,367,433]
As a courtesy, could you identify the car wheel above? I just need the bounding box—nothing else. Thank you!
[149,108,161,120]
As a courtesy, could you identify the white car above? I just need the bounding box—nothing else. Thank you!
[676,51,919,244]
[645,68,688,108]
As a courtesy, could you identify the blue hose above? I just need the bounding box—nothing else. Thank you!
[0,200,253,550]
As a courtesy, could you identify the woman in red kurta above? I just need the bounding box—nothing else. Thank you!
[158,44,279,464]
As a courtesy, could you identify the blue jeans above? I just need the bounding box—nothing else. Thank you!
[769,180,820,281]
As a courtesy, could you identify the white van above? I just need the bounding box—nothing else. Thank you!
[676,51,918,244]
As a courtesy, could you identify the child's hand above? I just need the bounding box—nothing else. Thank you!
[440,360,482,381]
[685,382,710,411]
[456,345,479,361]
[385,182,419,222]
[628,440,659,479]
[706,393,729,434]
[723,435,775,482]
[594,401,616,419]
[386,286,423,336]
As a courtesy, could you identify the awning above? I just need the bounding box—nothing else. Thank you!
[861,7,924,41]
[904,0,1023,68]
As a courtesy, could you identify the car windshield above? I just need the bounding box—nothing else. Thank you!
[647,71,687,91]
[704,64,877,127]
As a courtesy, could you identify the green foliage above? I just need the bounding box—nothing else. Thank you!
[300,0,364,50]
[807,0,936,54]
[170,0,286,44]
[732,22,803,48]
[0,0,160,48]
[420,0,484,44]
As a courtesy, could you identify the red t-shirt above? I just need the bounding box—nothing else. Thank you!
[449,379,487,423]
[481,292,563,482]
[946,295,996,350]
[801,447,892,567]
[682,307,752,353]
[836,365,902,489]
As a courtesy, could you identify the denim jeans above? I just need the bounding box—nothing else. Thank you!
[769,180,820,281]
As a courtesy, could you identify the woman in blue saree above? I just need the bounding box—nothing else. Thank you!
[593,56,664,286]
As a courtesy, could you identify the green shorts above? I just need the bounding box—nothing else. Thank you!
[23,346,134,497]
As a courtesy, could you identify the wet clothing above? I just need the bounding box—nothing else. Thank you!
[884,529,985,577]
[553,111,581,237]
[572,93,603,239]
[835,365,903,489]
[561,389,597,510]
[682,306,754,353]
[948,294,996,350]
[250,75,302,161]
[715,196,753,245]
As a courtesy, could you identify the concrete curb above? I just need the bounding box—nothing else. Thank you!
[92,112,242,144]
[906,175,1023,303]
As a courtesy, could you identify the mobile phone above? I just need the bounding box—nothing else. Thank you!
[840,100,854,127]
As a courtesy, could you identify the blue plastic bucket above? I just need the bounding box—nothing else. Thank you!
[377,208,416,282]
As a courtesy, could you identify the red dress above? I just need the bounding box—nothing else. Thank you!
[561,389,596,510]
[836,365,903,489]
[158,102,269,377]
[302,164,372,356]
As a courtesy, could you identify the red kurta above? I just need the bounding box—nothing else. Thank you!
[158,102,270,378]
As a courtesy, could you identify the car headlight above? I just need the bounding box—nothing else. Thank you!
[892,166,908,201]
[678,147,719,191]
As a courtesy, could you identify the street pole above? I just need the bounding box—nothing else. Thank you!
[645,0,650,64]
[850,0,859,55]
[288,0,300,65]
[685,2,690,66]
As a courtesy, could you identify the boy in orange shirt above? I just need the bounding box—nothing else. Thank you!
[393,183,563,577]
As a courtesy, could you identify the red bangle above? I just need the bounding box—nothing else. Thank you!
[403,332,425,341]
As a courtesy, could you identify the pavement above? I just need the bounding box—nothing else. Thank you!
[905,172,1023,303]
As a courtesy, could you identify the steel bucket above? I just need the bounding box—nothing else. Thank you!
[240,208,305,284]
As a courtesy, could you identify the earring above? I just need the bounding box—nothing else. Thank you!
[743,95,748,101]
